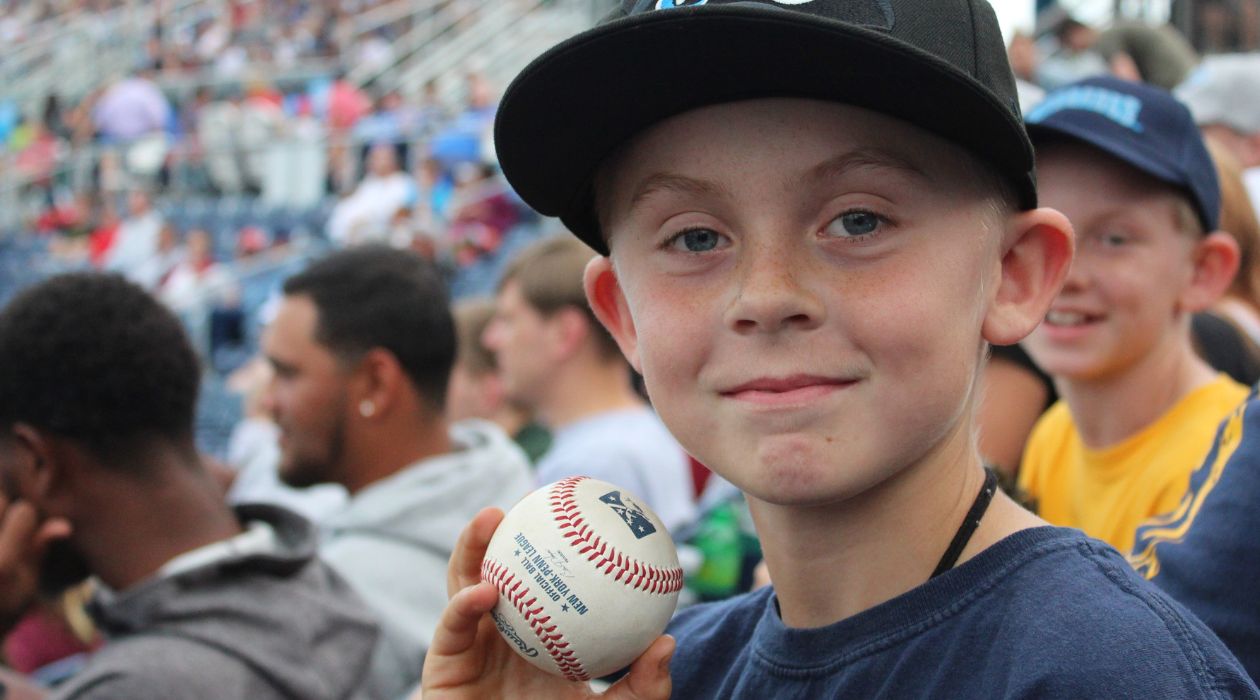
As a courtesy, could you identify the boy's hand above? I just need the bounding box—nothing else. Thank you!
[0,494,71,634]
[419,507,675,700]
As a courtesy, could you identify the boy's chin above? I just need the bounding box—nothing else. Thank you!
[738,460,892,509]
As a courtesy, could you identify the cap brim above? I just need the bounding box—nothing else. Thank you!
[495,4,1037,254]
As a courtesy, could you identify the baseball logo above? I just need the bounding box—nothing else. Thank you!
[481,476,684,680]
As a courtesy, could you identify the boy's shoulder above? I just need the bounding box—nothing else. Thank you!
[667,527,1257,698]
[1133,386,1260,681]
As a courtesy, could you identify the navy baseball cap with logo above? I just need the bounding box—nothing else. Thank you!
[493,0,1037,255]
[1026,75,1220,233]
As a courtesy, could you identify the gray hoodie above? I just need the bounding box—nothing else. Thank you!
[321,419,534,699]
[53,504,379,700]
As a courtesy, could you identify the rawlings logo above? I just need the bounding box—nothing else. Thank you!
[599,491,658,539]
[490,611,539,658]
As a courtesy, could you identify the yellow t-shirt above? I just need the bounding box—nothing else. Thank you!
[1018,374,1248,553]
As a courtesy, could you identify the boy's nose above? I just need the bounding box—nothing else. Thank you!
[724,243,825,334]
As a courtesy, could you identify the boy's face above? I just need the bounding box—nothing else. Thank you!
[1022,143,1199,383]
[589,99,1014,506]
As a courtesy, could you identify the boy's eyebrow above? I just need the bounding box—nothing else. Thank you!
[628,173,732,209]
[802,148,930,186]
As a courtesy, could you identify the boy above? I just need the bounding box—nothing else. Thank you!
[419,1,1258,697]
[1018,76,1248,553]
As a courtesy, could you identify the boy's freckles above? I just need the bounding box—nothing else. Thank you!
[600,98,1004,507]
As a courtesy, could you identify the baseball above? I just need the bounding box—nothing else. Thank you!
[481,476,684,681]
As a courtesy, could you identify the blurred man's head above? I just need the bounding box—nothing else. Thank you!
[127,189,152,215]
[1178,55,1260,169]
[1055,18,1097,52]
[0,273,202,593]
[263,246,454,489]
[187,228,214,264]
[484,236,618,410]
[366,143,400,178]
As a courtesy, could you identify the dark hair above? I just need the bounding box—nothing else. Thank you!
[1055,18,1090,41]
[284,245,455,409]
[0,273,201,464]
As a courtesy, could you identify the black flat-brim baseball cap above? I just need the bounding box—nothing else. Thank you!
[494,0,1038,255]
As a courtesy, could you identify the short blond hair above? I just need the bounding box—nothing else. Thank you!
[498,235,622,359]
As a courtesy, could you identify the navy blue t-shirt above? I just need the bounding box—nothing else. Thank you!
[668,527,1257,699]
[1132,387,1260,685]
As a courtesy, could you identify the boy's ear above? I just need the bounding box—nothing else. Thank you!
[1179,231,1241,313]
[583,257,641,372]
[982,207,1075,346]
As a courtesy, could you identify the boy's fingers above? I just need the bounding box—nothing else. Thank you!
[447,507,504,596]
[606,635,675,700]
[427,581,499,659]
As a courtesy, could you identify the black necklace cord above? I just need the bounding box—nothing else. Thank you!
[930,467,999,579]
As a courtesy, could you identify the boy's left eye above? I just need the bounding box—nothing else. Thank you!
[824,210,883,239]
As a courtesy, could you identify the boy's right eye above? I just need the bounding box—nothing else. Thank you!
[666,227,726,253]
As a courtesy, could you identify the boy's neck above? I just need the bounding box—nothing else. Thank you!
[751,419,1043,628]
[1056,335,1219,449]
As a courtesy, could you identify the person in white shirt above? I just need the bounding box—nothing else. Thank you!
[104,190,164,285]
[484,236,698,535]
[327,143,415,247]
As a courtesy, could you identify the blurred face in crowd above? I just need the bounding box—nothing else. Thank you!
[187,229,213,264]
[367,144,399,178]
[128,190,151,216]
[1023,143,1221,383]
[1201,124,1260,169]
[445,363,502,422]
[483,280,558,410]
[261,294,353,487]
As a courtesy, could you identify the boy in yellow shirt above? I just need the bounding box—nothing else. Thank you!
[1019,76,1247,553]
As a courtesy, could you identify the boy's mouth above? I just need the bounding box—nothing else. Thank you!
[1044,310,1101,327]
[721,375,857,405]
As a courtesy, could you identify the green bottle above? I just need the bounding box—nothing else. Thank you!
[686,502,743,601]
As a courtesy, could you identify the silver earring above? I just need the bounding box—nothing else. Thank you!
[359,400,376,418]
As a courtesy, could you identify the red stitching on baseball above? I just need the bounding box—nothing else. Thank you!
[549,476,685,595]
[482,559,590,681]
